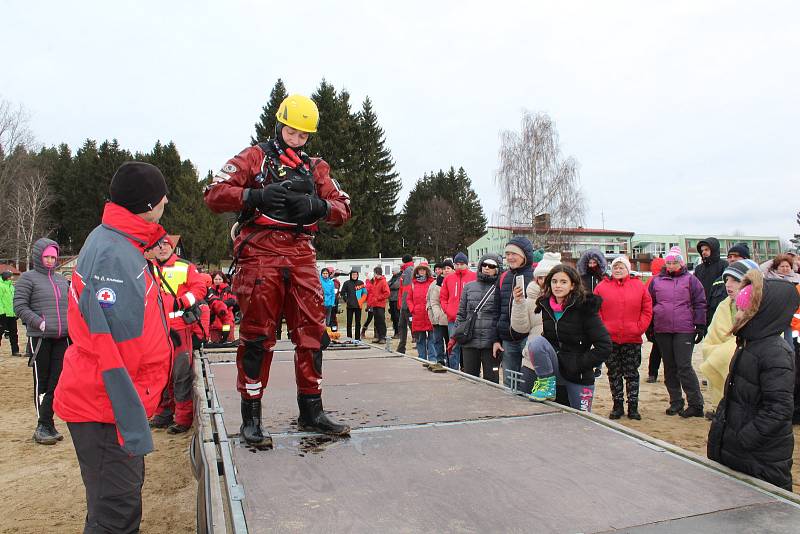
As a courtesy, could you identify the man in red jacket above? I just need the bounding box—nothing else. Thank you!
[364,266,390,343]
[204,94,351,447]
[150,236,206,433]
[440,251,477,369]
[54,162,171,533]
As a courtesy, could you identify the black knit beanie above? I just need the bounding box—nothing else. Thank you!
[110,162,169,214]
[727,242,751,259]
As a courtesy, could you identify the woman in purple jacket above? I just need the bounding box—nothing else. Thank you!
[648,246,707,418]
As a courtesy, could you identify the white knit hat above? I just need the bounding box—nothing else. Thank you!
[533,252,561,277]
[610,255,632,273]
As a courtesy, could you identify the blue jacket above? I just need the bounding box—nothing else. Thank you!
[320,276,336,307]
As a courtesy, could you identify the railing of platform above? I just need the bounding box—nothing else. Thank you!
[193,347,249,534]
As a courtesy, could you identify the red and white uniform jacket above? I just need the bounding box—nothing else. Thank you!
[54,202,171,456]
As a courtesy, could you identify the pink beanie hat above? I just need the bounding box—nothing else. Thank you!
[665,246,685,266]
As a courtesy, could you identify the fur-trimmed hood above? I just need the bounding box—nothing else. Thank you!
[732,269,799,340]
[577,248,607,276]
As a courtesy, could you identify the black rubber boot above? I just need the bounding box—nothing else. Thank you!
[240,399,272,448]
[609,399,624,420]
[627,402,641,420]
[297,394,350,436]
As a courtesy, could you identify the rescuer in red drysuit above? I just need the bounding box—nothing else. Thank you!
[204,94,351,447]
[150,236,206,433]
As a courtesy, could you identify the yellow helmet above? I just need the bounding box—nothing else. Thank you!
[275,94,319,133]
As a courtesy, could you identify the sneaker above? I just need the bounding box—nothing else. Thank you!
[646,375,657,383]
[679,405,704,418]
[428,362,447,373]
[704,410,716,421]
[33,424,57,445]
[47,423,64,441]
[167,423,191,434]
[529,375,556,401]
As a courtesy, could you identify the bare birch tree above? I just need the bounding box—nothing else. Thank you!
[494,112,586,250]
[7,167,52,267]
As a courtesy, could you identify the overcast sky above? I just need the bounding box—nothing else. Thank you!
[2,1,798,242]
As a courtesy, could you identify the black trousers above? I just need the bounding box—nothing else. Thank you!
[346,308,362,340]
[461,347,499,383]
[68,422,146,534]
[648,340,662,378]
[655,333,703,408]
[388,301,399,334]
[396,307,411,353]
[1,314,20,354]
[606,343,642,403]
[29,336,68,426]
[370,307,386,339]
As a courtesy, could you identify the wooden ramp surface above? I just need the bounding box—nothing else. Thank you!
[209,344,800,533]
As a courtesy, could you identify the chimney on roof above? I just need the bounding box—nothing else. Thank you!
[534,213,551,231]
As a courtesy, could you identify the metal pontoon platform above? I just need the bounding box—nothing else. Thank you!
[192,343,800,533]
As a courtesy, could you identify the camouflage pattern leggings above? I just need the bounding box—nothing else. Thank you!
[606,342,642,403]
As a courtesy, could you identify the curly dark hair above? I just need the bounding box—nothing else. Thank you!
[210,271,228,284]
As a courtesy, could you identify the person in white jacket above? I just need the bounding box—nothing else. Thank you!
[510,253,561,393]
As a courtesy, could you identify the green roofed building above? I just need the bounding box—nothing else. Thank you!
[632,234,782,267]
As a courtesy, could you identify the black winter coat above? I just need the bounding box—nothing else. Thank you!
[339,278,364,309]
[536,293,612,386]
[694,238,727,305]
[455,272,499,349]
[707,279,800,491]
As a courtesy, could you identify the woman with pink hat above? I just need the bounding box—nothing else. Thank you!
[648,246,707,418]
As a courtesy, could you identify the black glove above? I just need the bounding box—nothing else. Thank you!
[245,184,288,212]
[286,193,328,224]
[693,324,707,344]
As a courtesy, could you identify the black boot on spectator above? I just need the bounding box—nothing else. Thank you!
[297,394,350,436]
[627,402,641,420]
[609,400,624,420]
[149,410,173,429]
[679,405,704,418]
[665,400,684,416]
[240,399,272,448]
[33,423,57,445]
[47,423,64,441]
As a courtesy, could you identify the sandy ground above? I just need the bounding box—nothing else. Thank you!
[2,315,797,532]
[0,332,196,534]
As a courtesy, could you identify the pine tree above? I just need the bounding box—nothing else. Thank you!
[350,97,402,257]
[791,211,800,252]
[306,79,359,258]
[251,78,288,145]
[399,167,487,259]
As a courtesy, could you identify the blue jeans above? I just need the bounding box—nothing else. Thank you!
[415,331,435,361]
[501,339,526,388]
[432,325,448,364]
[447,322,461,369]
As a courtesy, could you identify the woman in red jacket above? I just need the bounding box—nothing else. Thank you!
[594,256,653,420]
[406,264,435,361]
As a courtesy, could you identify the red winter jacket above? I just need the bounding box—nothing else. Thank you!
[54,203,171,456]
[156,253,206,331]
[440,269,477,323]
[406,278,434,332]
[594,276,653,344]
[366,275,390,308]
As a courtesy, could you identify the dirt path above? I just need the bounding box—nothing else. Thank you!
[0,334,195,534]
